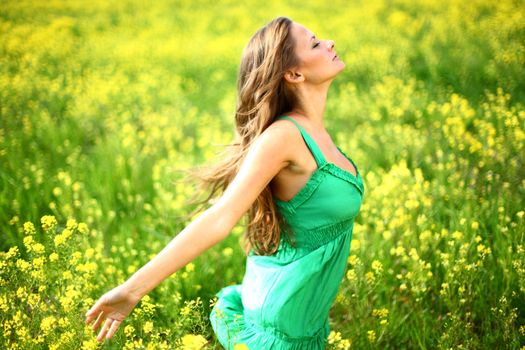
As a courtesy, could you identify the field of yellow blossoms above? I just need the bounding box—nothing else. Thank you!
[1,0,524,348]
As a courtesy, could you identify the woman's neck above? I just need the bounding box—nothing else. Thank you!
[290,81,331,130]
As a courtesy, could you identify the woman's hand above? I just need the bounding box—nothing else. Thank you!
[84,284,142,342]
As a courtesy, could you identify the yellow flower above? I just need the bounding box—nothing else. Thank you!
[23,235,34,252]
[32,243,45,254]
[124,324,135,337]
[367,330,376,343]
[16,286,27,299]
[180,304,192,317]
[346,269,356,282]
[71,251,82,265]
[81,337,100,350]
[394,245,405,256]
[143,321,153,334]
[78,222,89,234]
[54,234,65,247]
[31,269,45,280]
[365,271,375,284]
[59,330,74,344]
[9,216,19,225]
[49,252,59,262]
[347,255,359,266]
[23,222,36,235]
[85,248,95,258]
[32,257,45,269]
[339,338,351,349]
[371,260,383,273]
[180,334,207,350]
[27,293,39,307]
[328,330,342,344]
[451,231,463,240]
[0,294,9,312]
[409,248,420,261]
[60,287,80,312]
[440,283,449,296]
[234,344,249,350]
[75,262,97,273]
[16,325,28,338]
[5,246,19,260]
[52,187,62,197]
[66,218,78,230]
[372,308,389,318]
[222,247,233,257]
[185,263,195,272]
[41,215,57,231]
[419,230,431,241]
[41,315,56,335]
[62,228,72,240]
[16,259,30,272]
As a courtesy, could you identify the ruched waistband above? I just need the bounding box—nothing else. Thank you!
[282,218,354,250]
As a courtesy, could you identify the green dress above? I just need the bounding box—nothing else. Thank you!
[210,115,365,349]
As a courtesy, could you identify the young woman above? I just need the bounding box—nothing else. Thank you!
[85,16,364,350]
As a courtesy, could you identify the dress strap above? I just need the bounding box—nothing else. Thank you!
[276,115,327,167]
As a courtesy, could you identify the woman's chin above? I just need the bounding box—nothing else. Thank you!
[335,62,346,74]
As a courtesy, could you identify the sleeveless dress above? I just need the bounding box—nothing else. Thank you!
[210,115,365,350]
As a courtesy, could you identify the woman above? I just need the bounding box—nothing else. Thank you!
[85,16,364,349]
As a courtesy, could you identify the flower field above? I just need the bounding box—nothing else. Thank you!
[1,0,524,348]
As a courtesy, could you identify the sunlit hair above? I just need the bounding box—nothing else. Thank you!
[186,16,300,256]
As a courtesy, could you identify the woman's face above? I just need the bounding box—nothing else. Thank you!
[288,21,345,85]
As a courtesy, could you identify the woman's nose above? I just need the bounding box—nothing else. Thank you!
[327,40,335,51]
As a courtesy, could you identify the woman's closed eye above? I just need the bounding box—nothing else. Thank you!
[313,42,320,48]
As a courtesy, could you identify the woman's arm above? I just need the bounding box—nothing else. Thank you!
[85,122,296,342]
[118,122,294,299]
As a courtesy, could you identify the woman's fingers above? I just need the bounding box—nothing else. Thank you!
[85,297,105,325]
[96,317,113,342]
[92,311,105,332]
[106,319,122,340]
[83,286,137,342]
[86,310,121,342]
[85,309,99,326]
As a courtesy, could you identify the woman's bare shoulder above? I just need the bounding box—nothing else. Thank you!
[255,117,304,164]
[265,116,301,137]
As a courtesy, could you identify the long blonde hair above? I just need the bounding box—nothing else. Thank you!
[187,16,300,256]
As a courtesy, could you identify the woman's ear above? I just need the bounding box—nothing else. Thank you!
[284,69,304,84]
